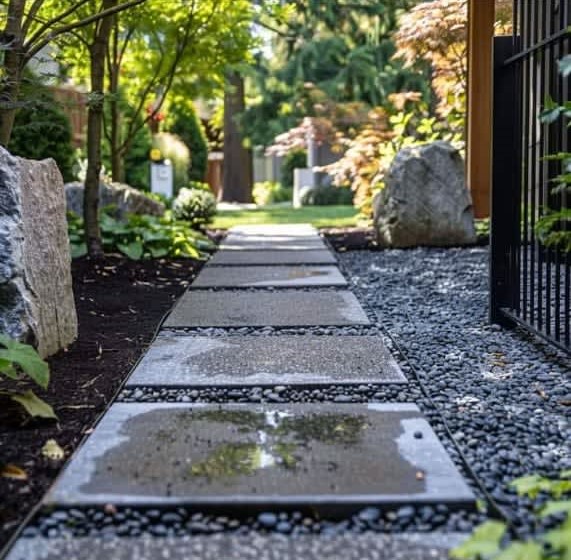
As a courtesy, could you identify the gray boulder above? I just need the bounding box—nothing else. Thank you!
[65,181,165,219]
[373,141,476,248]
[0,147,77,357]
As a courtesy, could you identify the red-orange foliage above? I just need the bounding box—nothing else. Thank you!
[393,0,467,118]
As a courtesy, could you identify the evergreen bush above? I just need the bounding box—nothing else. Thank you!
[8,87,76,182]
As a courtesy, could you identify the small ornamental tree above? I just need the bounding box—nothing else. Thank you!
[393,0,468,120]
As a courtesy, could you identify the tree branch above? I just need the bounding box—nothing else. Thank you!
[24,0,148,62]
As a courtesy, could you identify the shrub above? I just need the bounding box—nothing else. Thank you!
[0,335,56,419]
[124,123,153,191]
[301,183,354,206]
[68,208,215,260]
[187,180,212,192]
[167,100,209,182]
[152,132,190,195]
[8,87,76,182]
[172,187,217,229]
[252,181,293,206]
[281,149,307,189]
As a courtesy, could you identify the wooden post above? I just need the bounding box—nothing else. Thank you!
[466,0,495,219]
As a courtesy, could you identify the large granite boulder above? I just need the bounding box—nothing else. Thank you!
[65,181,165,219]
[0,147,77,357]
[373,141,477,248]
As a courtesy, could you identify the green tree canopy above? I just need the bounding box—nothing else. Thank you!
[242,0,429,147]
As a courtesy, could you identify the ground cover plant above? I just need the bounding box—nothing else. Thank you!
[68,209,216,260]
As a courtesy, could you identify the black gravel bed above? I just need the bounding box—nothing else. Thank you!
[118,382,421,404]
[339,246,570,537]
[160,325,381,336]
[23,504,485,541]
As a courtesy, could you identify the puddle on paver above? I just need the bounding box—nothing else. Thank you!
[125,335,407,387]
[47,404,474,509]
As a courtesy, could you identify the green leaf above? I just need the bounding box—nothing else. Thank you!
[149,245,169,258]
[0,358,18,379]
[510,474,551,498]
[561,470,571,479]
[540,500,571,518]
[10,390,57,419]
[558,54,571,78]
[117,241,144,260]
[70,242,87,259]
[494,541,543,560]
[450,521,507,559]
[540,106,563,124]
[0,335,49,389]
[544,517,571,558]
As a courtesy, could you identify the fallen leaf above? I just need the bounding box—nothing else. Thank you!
[1,464,28,481]
[11,390,57,419]
[41,439,65,461]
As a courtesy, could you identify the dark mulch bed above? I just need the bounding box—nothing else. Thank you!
[321,227,377,251]
[0,255,205,550]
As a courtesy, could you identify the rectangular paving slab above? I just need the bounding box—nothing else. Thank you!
[163,290,370,327]
[191,265,347,289]
[126,334,406,386]
[229,223,317,235]
[220,234,328,252]
[46,403,475,510]
[6,533,468,560]
[207,249,337,266]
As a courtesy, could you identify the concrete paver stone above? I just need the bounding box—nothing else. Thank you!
[46,403,475,510]
[163,290,370,327]
[126,334,407,386]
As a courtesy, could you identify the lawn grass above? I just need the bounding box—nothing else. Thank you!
[211,205,359,229]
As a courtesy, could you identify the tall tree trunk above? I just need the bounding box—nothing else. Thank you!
[0,0,26,146]
[222,71,252,203]
[108,17,124,183]
[109,74,123,182]
[84,0,116,257]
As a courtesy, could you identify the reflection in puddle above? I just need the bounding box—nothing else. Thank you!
[188,410,368,481]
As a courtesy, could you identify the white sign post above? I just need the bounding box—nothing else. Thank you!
[150,160,173,198]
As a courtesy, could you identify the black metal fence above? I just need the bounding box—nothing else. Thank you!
[491,0,570,353]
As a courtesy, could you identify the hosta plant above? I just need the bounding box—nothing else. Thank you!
[68,208,216,260]
[0,335,56,419]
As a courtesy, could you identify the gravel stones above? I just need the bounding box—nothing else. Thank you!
[5,533,469,560]
[340,246,570,531]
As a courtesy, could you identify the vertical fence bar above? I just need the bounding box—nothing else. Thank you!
[490,36,520,326]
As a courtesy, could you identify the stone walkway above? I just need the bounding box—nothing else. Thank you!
[5,224,475,559]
